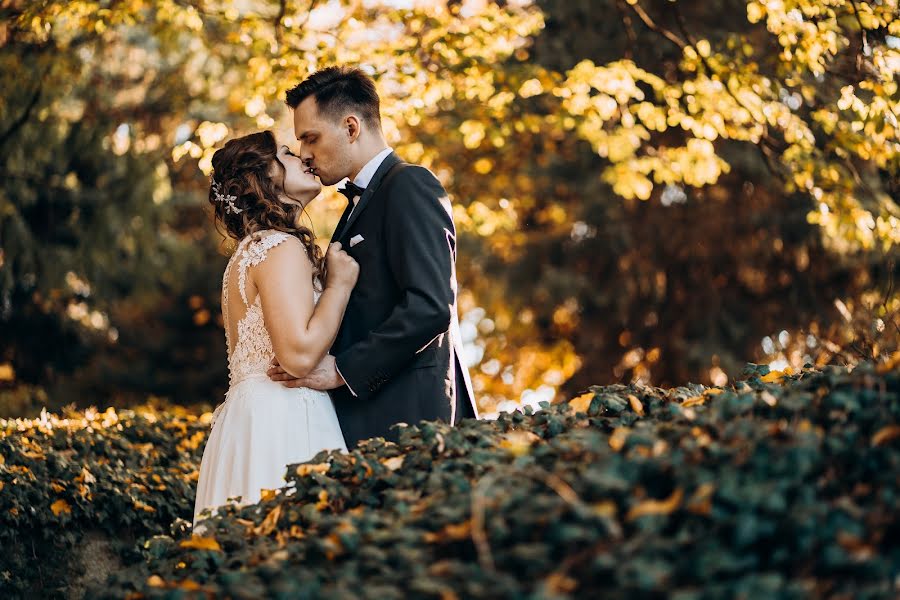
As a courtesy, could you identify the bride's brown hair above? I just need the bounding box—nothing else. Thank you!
[208,130,324,283]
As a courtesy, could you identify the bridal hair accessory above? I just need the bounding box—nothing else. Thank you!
[210,174,242,214]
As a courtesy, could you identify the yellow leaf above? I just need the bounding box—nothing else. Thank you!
[295,463,330,477]
[254,504,282,536]
[50,499,71,516]
[179,536,222,552]
[499,430,541,456]
[260,488,278,502]
[381,456,405,471]
[0,481,4,492]
[876,351,900,374]
[627,394,644,416]
[315,490,329,511]
[569,392,594,413]
[608,427,630,452]
[682,395,706,407]
[760,370,785,383]
[626,488,684,521]
[147,575,165,588]
[703,388,724,396]
[592,500,618,518]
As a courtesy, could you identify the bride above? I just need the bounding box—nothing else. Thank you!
[193,130,356,527]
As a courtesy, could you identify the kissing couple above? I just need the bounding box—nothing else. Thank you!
[193,66,480,526]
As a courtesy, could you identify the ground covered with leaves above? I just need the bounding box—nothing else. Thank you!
[0,403,207,598]
[66,363,899,599]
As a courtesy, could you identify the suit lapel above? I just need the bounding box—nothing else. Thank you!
[336,151,402,243]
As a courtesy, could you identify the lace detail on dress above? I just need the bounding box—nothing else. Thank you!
[225,232,293,387]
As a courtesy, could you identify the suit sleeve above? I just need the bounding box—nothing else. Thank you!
[334,166,457,400]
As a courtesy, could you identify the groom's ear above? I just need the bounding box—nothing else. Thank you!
[345,115,361,143]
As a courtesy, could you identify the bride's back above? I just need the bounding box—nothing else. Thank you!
[221,230,312,386]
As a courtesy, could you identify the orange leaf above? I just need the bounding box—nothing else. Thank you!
[569,392,594,413]
[147,575,166,588]
[871,425,900,446]
[50,499,71,516]
[626,488,683,521]
[179,536,222,552]
[178,580,202,591]
[424,520,472,543]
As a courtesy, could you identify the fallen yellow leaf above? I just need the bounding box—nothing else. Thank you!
[50,499,71,516]
[608,427,630,452]
[569,392,594,413]
[295,463,330,476]
[260,488,278,502]
[703,388,724,396]
[381,456,405,471]
[592,500,618,517]
[499,430,541,456]
[626,488,684,521]
[682,396,706,407]
[760,370,786,383]
[179,536,222,552]
[254,504,282,536]
[627,394,644,415]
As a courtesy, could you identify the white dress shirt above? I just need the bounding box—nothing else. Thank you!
[345,147,394,213]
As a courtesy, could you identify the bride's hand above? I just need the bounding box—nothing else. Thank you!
[326,242,359,289]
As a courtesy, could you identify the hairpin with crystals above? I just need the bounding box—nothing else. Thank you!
[210,174,242,215]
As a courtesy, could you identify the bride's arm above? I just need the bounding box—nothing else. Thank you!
[254,238,358,378]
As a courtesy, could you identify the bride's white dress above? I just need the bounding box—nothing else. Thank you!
[193,231,347,527]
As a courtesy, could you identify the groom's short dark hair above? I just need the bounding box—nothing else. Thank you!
[285,66,382,127]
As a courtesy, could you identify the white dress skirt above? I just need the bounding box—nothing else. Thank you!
[193,231,348,528]
[193,375,345,526]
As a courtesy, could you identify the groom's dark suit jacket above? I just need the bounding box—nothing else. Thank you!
[328,152,478,447]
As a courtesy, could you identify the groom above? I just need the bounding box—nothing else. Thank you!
[268,66,479,447]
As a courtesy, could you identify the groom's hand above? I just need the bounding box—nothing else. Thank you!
[267,355,345,390]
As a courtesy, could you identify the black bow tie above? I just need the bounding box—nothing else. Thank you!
[338,181,366,203]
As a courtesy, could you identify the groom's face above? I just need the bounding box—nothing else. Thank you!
[293,97,353,187]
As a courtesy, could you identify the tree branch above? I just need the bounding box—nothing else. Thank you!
[0,66,47,149]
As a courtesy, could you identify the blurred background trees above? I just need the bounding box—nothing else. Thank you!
[1,0,898,416]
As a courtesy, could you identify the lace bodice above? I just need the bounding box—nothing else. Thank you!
[222,231,320,387]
